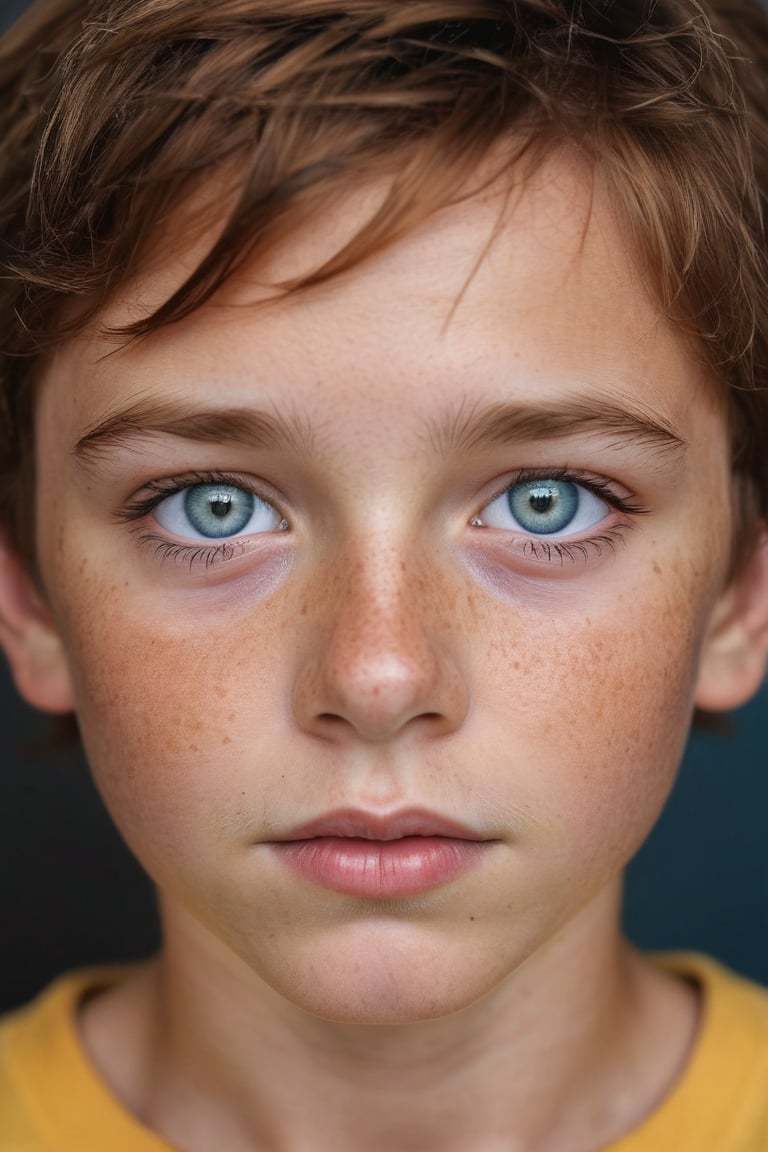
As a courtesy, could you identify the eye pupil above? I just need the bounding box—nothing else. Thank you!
[210,495,232,519]
[528,489,554,513]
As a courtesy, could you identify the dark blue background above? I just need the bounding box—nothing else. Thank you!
[1,0,766,1013]
[1,0,26,25]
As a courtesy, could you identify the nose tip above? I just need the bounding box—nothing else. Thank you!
[292,557,469,744]
[313,649,449,742]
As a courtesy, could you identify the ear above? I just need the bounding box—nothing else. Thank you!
[695,527,768,712]
[0,541,74,714]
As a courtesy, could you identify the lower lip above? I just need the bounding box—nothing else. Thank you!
[275,836,487,898]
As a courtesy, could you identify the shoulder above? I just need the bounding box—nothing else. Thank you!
[611,953,768,1152]
[0,968,142,1152]
[0,971,92,1151]
[663,951,768,1049]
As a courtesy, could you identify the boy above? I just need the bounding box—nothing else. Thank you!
[1,0,768,1148]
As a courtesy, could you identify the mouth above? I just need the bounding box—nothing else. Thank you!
[270,807,496,899]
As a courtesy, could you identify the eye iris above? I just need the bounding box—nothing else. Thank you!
[508,479,579,534]
[184,485,254,538]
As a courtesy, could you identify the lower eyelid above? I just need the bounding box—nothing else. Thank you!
[138,533,249,567]
[468,522,635,572]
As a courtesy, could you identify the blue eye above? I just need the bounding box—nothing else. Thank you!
[509,479,577,534]
[479,477,608,537]
[184,485,254,537]
[154,483,284,540]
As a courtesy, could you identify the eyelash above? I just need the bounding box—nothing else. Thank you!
[117,467,648,572]
[517,530,628,566]
[116,470,286,570]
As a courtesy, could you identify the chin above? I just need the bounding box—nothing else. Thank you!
[248,924,519,1026]
[275,974,491,1026]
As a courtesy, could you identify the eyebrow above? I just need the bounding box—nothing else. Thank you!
[431,395,687,459]
[74,396,314,463]
[73,391,686,465]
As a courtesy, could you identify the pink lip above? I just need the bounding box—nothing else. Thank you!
[271,808,494,899]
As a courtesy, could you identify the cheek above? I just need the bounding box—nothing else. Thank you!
[51,561,291,869]
[477,549,717,874]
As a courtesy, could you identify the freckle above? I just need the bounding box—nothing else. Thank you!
[215,685,226,699]
[190,744,199,752]
[513,661,520,670]
[223,736,231,745]
[228,713,235,722]
[653,561,662,575]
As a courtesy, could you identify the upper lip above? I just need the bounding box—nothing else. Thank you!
[275,807,488,842]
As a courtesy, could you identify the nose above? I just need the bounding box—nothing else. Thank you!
[292,545,469,744]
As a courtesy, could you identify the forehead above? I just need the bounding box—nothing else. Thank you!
[43,148,720,444]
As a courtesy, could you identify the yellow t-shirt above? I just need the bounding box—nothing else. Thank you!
[0,954,766,1151]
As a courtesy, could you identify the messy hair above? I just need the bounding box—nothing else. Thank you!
[1,0,768,566]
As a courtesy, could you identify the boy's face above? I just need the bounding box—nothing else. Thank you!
[16,153,762,1021]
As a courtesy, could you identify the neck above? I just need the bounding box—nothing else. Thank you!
[80,883,699,1152]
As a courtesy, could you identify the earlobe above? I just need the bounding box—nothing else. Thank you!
[0,542,75,714]
[695,527,768,713]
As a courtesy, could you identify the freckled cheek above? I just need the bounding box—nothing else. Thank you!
[479,576,709,865]
[54,579,290,860]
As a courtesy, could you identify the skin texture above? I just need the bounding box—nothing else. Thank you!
[3,150,768,1150]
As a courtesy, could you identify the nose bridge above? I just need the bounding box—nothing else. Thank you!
[340,541,430,667]
[294,532,466,742]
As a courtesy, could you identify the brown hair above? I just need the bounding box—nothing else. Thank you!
[1,0,768,567]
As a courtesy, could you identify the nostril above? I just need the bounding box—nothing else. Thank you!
[310,707,449,742]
